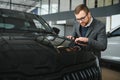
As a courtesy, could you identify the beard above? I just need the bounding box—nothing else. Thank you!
[80,21,88,27]
[80,17,90,27]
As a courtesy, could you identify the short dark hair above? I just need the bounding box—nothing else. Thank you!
[74,4,90,14]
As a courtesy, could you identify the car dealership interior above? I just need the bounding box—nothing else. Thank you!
[0,0,120,80]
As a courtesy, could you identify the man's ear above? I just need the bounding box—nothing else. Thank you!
[88,12,91,18]
[88,12,90,16]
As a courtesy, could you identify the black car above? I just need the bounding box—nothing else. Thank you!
[0,8,101,80]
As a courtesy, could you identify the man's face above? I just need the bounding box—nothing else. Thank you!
[75,10,91,27]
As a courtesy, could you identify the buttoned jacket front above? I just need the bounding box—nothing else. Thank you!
[72,18,107,58]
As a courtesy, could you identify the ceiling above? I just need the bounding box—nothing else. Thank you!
[0,0,40,12]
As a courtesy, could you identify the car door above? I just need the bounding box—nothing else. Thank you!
[101,26,120,63]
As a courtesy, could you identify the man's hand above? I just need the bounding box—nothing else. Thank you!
[66,35,75,40]
[75,37,88,46]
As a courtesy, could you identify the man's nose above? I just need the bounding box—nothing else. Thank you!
[79,20,83,23]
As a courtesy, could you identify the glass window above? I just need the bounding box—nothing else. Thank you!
[86,0,95,8]
[0,10,52,32]
[111,27,120,36]
[98,0,104,7]
[33,19,43,29]
[60,0,70,12]
[71,0,83,10]
[0,23,14,29]
[50,0,58,13]
[113,0,119,4]
[105,0,112,6]
[41,0,49,15]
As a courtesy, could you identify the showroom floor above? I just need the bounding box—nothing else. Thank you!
[101,64,120,80]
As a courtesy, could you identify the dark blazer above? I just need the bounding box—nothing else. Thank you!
[72,18,107,59]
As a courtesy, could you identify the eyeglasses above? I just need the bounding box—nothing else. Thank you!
[76,13,88,22]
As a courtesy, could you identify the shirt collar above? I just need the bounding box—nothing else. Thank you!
[85,17,93,27]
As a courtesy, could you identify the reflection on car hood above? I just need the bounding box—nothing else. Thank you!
[0,33,73,53]
[0,33,78,74]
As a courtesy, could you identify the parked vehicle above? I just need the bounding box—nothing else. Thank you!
[101,25,120,64]
[0,8,101,80]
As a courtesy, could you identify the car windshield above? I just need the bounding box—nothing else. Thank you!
[0,9,53,33]
[110,26,120,36]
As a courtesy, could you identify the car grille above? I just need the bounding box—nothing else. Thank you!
[63,66,101,80]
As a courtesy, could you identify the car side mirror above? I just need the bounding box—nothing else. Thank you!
[52,27,60,34]
[107,32,111,37]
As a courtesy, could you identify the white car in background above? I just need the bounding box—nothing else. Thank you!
[101,25,120,64]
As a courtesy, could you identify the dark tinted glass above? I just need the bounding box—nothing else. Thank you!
[111,27,120,36]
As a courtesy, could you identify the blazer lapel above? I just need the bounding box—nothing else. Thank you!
[85,19,95,37]
[85,26,94,37]
[76,23,82,37]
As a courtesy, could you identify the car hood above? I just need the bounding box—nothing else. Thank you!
[0,32,79,74]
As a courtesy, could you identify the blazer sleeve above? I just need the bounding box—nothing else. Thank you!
[87,22,107,51]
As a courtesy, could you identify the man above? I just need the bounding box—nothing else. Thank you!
[67,4,107,59]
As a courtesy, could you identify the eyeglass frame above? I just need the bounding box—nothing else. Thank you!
[76,13,88,22]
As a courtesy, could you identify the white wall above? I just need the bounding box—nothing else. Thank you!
[106,14,120,31]
[111,14,120,28]
[106,16,111,32]
[65,26,73,36]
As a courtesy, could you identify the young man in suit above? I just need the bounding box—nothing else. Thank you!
[67,4,107,59]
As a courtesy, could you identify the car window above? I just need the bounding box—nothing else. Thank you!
[0,10,53,33]
[33,19,45,30]
[111,27,120,36]
[0,23,14,29]
[0,16,27,29]
[25,13,52,32]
